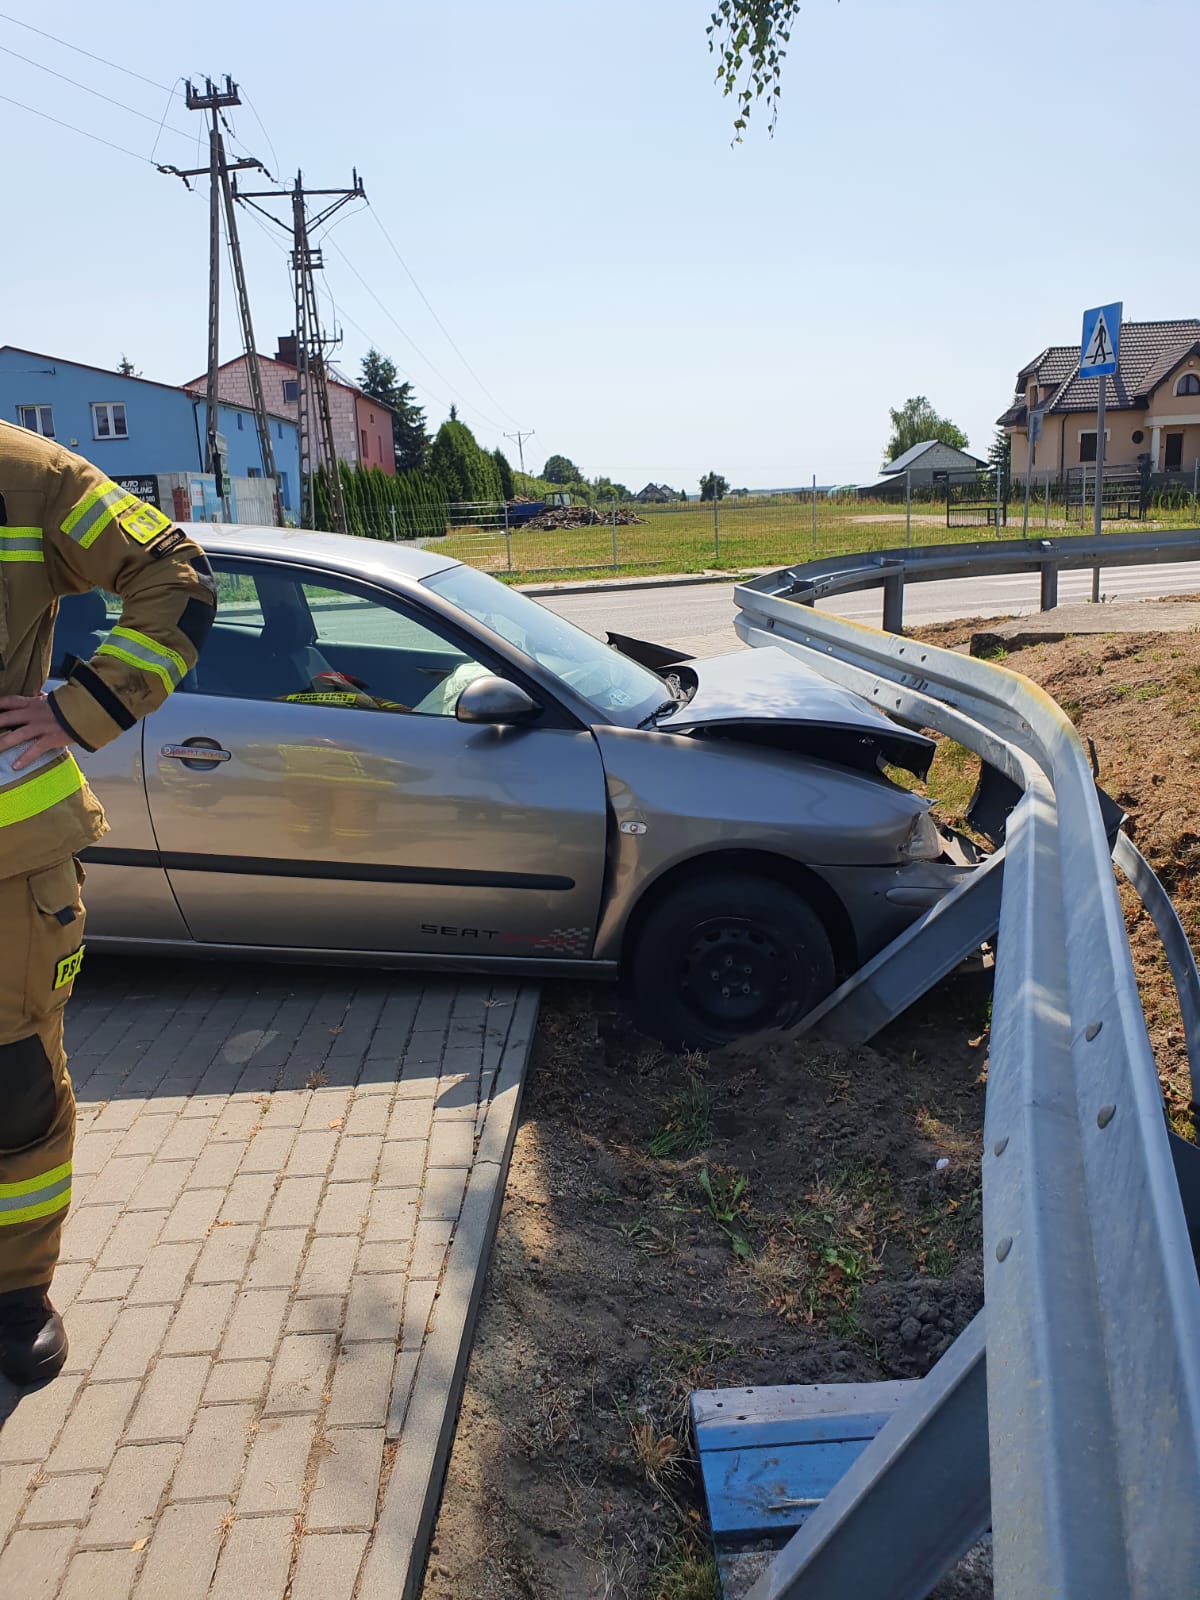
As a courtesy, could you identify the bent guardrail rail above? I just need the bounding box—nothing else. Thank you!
[731,554,1200,1600]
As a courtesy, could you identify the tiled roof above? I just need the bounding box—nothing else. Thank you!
[1002,321,1200,422]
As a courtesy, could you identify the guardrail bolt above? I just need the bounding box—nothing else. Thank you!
[1097,1104,1117,1129]
[996,1236,1013,1262]
[1085,1021,1103,1041]
[993,1137,1009,1156]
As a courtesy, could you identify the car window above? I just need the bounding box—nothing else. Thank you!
[424,563,666,724]
[184,558,491,716]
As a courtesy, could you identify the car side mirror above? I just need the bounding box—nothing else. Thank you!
[455,675,540,725]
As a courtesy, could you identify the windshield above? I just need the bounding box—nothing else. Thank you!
[424,564,667,724]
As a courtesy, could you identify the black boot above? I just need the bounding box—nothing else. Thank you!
[0,1288,68,1386]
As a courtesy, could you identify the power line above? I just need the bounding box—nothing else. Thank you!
[232,179,500,438]
[0,41,194,141]
[0,90,162,165]
[324,237,506,433]
[368,208,520,426]
[0,12,178,96]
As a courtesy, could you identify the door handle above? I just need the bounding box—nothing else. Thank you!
[161,741,231,770]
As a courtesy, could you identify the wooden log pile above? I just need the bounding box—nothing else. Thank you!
[520,505,646,531]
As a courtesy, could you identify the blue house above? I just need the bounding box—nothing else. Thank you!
[0,346,300,518]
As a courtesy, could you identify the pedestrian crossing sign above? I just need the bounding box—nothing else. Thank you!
[1080,302,1121,377]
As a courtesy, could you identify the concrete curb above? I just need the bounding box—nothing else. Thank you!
[358,986,540,1600]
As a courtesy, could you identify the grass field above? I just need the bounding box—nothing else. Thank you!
[431,495,1200,583]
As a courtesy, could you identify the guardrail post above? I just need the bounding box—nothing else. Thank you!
[611,494,619,569]
[1040,558,1058,611]
[882,573,904,633]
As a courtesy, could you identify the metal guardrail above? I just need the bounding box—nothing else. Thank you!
[777,525,1200,630]
[731,541,1200,1599]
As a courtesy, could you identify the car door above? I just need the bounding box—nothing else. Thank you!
[49,591,190,942]
[142,557,608,960]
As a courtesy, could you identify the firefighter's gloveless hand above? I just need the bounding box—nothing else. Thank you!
[0,695,73,769]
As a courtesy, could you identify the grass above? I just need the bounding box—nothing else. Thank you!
[648,1075,713,1158]
[885,736,982,831]
[649,1536,722,1600]
[746,1164,890,1328]
[428,494,1200,581]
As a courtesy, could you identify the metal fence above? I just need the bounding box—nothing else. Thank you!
[730,539,1200,1598]
[389,470,1200,580]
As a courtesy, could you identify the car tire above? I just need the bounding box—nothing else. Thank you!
[626,872,837,1051]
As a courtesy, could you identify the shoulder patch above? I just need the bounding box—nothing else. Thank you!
[119,502,173,544]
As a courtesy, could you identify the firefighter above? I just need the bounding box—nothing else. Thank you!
[0,421,215,1386]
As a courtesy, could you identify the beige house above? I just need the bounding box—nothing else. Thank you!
[999,319,1200,479]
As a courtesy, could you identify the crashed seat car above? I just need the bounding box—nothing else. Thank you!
[54,527,976,1049]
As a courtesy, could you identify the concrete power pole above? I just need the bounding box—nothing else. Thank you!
[236,171,365,532]
[167,77,280,521]
[503,429,535,478]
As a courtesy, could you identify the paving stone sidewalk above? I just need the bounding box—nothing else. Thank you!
[0,958,537,1600]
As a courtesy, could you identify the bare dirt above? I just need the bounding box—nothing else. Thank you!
[422,606,1200,1600]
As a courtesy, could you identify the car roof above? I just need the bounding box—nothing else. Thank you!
[177,522,460,585]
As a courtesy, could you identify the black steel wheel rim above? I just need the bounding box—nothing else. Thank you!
[678,916,798,1030]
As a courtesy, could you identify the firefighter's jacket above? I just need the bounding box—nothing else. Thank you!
[0,421,216,877]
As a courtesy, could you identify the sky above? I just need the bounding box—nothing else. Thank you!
[3,0,1198,490]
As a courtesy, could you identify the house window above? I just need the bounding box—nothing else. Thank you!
[247,466,261,479]
[282,380,298,403]
[237,412,245,430]
[17,404,54,437]
[276,423,283,439]
[1176,374,1200,397]
[1166,433,1184,471]
[1079,431,1097,463]
[91,402,128,440]
[360,429,368,459]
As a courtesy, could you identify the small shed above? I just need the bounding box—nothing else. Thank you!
[880,439,985,486]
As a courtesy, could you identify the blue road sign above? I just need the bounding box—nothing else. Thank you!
[1080,302,1121,377]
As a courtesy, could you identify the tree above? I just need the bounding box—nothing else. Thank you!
[709,1,832,139]
[117,354,140,376]
[883,397,969,466]
[542,453,583,485]
[987,429,1011,480]
[493,448,515,500]
[591,475,632,503]
[430,419,501,505]
[699,471,729,501]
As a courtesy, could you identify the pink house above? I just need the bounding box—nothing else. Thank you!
[185,338,396,475]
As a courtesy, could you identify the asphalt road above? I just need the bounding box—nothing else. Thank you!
[539,559,1200,658]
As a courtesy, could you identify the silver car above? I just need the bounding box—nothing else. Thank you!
[53,526,971,1048]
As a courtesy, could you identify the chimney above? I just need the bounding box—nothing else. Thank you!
[276,335,298,367]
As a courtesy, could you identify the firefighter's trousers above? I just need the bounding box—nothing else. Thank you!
[0,857,84,1296]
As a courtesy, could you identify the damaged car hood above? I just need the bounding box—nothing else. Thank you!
[654,645,935,777]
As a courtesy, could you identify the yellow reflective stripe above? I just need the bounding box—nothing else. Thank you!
[96,642,175,693]
[108,626,187,681]
[0,754,84,827]
[0,527,44,562]
[0,1161,71,1201]
[0,1161,71,1226]
[0,1188,72,1227]
[62,482,137,549]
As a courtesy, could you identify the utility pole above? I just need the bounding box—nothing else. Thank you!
[503,428,535,478]
[166,77,280,521]
[236,170,365,532]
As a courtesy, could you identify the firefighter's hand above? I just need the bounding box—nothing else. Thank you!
[0,695,73,769]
